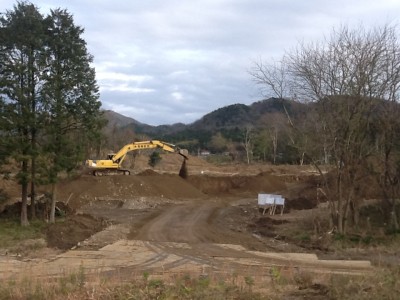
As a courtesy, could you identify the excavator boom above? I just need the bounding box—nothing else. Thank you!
[85,140,188,176]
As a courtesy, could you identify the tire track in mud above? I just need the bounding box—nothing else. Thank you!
[130,202,220,271]
[128,200,373,275]
[134,202,218,243]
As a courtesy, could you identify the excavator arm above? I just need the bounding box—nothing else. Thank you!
[86,140,188,176]
[112,140,187,165]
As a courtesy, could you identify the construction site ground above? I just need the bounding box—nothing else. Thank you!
[0,154,395,297]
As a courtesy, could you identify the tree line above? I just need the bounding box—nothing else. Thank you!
[250,24,400,234]
[0,2,104,226]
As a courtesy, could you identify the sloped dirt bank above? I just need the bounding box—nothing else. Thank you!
[45,213,106,249]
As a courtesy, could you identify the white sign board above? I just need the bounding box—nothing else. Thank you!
[274,196,285,206]
[258,194,275,205]
[258,194,285,216]
[258,194,285,205]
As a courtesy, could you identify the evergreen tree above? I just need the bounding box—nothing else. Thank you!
[0,3,104,225]
[0,2,45,226]
[41,8,103,223]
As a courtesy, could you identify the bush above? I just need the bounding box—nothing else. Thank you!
[148,151,162,167]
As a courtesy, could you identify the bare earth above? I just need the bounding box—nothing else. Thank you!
[0,154,374,290]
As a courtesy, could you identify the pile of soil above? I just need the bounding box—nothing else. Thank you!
[57,173,205,210]
[137,169,160,176]
[285,197,318,210]
[45,214,106,250]
[187,173,287,196]
[131,153,217,175]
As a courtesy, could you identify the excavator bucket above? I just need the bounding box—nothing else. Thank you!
[179,158,188,179]
[177,149,189,179]
[178,149,189,159]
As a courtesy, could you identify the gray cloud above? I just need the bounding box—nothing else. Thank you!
[2,0,400,125]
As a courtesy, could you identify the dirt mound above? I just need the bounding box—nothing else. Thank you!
[46,214,106,249]
[137,169,160,176]
[57,174,205,210]
[280,176,322,210]
[188,173,287,196]
[286,197,318,210]
[130,153,215,175]
[0,201,23,218]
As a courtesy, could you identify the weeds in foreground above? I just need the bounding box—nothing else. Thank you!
[1,265,399,299]
[328,266,400,300]
[0,270,269,300]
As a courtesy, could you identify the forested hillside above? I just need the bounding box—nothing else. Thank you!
[104,97,310,164]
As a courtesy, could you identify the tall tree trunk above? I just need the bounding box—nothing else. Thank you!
[337,172,344,234]
[271,128,278,164]
[21,160,29,226]
[49,183,57,223]
[29,47,37,220]
[30,157,36,219]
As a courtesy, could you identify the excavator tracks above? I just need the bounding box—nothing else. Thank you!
[92,169,130,176]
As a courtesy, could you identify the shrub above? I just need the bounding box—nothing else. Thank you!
[148,151,162,167]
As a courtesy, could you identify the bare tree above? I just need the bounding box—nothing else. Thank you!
[242,126,253,164]
[289,25,400,233]
[259,112,288,164]
[374,101,400,230]
[251,24,400,234]
[249,58,290,99]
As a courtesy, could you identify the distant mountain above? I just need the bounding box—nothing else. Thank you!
[191,103,251,130]
[102,98,309,147]
[102,110,141,133]
[103,110,140,127]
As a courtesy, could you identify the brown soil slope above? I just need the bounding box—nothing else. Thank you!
[57,173,205,209]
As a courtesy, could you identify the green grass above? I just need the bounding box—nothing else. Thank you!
[0,218,46,249]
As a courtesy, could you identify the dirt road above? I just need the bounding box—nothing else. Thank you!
[0,196,372,282]
[129,199,372,274]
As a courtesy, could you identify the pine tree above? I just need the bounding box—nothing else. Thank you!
[41,9,103,223]
[0,3,104,225]
[0,2,46,226]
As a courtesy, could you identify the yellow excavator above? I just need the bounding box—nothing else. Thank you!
[85,140,189,176]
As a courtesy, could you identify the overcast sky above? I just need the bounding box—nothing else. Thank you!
[2,0,400,125]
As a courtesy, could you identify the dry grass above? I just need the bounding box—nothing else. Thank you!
[3,263,398,300]
[0,267,272,300]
